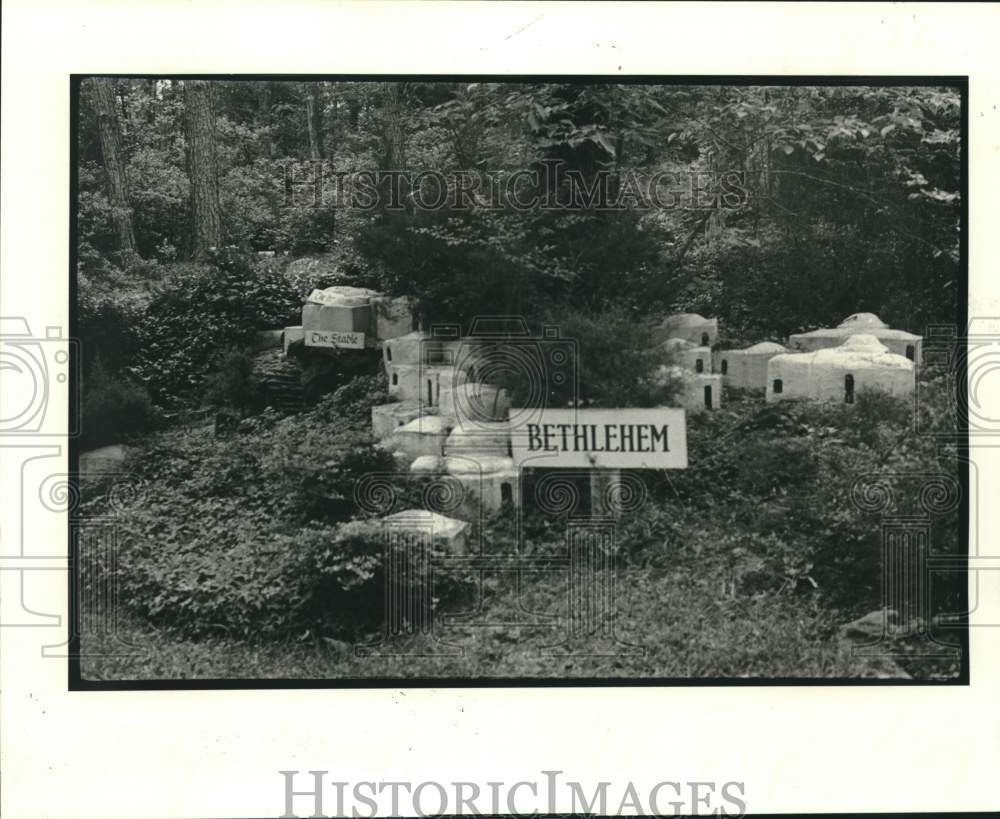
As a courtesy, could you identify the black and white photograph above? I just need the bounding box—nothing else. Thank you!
[5,4,1000,819]
[71,76,968,684]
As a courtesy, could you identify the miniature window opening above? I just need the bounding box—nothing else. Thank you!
[773,378,783,394]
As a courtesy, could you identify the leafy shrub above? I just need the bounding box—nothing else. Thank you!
[81,358,160,449]
[282,254,344,299]
[852,386,913,448]
[78,281,143,377]
[130,247,301,405]
[313,374,390,425]
[261,427,397,522]
[81,385,476,637]
[525,303,679,408]
[204,348,264,416]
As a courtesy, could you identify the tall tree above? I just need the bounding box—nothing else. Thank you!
[380,82,406,168]
[257,81,274,159]
[183,80,222,259]
[303,83,324,160]
[90,78,139,266]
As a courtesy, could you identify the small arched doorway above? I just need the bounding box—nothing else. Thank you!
[905,345,915,361]
[721,359,728,375]
[501,482,513,505]
[703,385,713,408]
[845,373,855,404]
[701,332,710,346]
[695,358,704,373]
[772,378,783,394]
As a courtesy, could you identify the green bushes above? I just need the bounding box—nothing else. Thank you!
[110,510,387,638]
[204,348,264,416]
[130,247,301,405]
[630,381,958,617]
[80,359,161,449]
[84,382,431,637]
[546,303,679,408]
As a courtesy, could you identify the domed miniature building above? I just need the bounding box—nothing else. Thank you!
[654,337,712,374]
[443,454,519,515]
[653,364,722,411]
[651,312,720,346]
[384,415,454,462]
[788,313,922,362]
[713,341,788,390]
[766,334,915,404]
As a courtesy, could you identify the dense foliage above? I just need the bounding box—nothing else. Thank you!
[75,80,964,676]
[80,365,962,649]
[79,80,959,334]
[126,247,300,405]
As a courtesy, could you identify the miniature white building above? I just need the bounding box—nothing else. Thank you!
[654,365,722,412]
[382,331,429,369]
[445,454,520,515]
[298,287,417,348]
[371,399,429,441]
[713,341,788,390]
[444,422,513,458]
[438,381,510,424]
[410,455,446,473]
[655,337,712,374]
[379,509,470,555]
[384,415,454,462]
[282,326,304,354]
[766,334,915,404]
[301,285,379,334]
[652,313,720,347]
[687,373,723,410]
[788,313,922,362]
[385,363,423,402]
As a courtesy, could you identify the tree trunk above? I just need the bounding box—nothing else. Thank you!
[381,82,406,169]
[257,81,273,159]
[91,78,139,266]
[183,80,222,259]
[303,83,323,160]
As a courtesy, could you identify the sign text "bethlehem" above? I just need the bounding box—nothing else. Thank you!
[509,408,688,470]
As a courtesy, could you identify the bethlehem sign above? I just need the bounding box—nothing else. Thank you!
[509,408,688,470]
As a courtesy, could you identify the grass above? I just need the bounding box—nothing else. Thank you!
[81,563,950,682]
